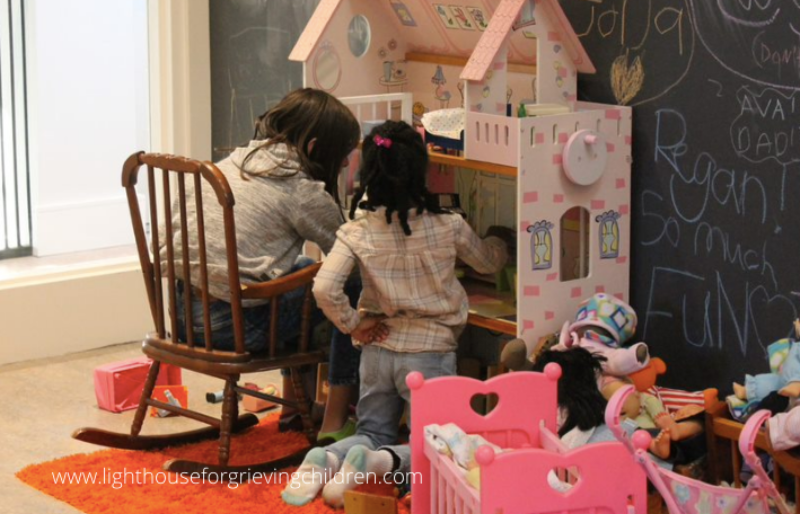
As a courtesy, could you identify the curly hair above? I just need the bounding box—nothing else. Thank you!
[349,120,445,235]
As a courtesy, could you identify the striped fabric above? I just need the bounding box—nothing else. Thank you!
[646,386,706,414]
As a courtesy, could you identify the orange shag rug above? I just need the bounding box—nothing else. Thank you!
[16,414,408,514]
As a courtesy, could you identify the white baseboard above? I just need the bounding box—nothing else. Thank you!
[0,265,152,365]
[34,195,145,257]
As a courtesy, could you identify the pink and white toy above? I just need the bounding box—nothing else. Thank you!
[408,366,647,514]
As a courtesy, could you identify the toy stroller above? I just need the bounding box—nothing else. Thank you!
[606,385,792,514]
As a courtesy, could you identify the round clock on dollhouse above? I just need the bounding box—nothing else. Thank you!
[562,129,608,186]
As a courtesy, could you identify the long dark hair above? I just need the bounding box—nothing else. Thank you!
[238,88,360,207]
[533,347,608,437]
[349,120,444,235]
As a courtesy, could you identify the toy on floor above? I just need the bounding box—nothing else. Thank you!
[241,383,279,413]
[150,385,188,417]
[344,490,398,514]
[607,385,793,514]
[733,319,800,404]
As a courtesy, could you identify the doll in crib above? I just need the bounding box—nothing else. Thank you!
[733,320,800,405]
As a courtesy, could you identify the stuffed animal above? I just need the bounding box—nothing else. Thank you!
[616,358,718,460]
[500,293,650,376]
[733,319,800,403]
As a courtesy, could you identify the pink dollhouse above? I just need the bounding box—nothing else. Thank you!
[290,0,633,354]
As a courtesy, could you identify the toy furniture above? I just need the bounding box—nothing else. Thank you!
[408,366,648,514]
[72,152,326,474]
[608,386,793,514]
[707,402,800,514]
[291,0,633,351]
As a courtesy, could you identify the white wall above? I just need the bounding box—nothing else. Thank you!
[27,0,150,256]
[0,1,212,365]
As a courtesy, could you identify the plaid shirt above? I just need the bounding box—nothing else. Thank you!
[313,208,507,353]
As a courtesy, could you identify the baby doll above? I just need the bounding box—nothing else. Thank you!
[532,347,614,441]
[733,319,800,403]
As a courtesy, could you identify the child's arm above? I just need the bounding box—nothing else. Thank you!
[454,217,508,274]
[312,237,388,343]
[312,237,360,333]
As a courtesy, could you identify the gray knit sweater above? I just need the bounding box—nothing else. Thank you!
[160,141,343,306]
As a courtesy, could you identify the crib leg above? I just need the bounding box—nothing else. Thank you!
[795,476,799,514]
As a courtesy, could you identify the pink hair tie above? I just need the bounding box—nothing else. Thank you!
[373,135,392,149]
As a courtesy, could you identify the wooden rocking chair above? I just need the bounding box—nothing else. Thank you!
[73,152,325,475]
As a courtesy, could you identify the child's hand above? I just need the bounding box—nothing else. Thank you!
[352,316,390,344]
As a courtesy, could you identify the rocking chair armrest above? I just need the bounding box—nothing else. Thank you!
[241,262,323,300]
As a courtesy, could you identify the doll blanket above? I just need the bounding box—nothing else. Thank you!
[421,108,465,139]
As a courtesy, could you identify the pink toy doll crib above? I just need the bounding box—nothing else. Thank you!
[407,365,648,514]
[606,385,792,514]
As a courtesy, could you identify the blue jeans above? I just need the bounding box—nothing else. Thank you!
[324,346,457,475]
[174,257,361,385]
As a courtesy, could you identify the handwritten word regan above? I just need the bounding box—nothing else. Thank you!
[655,109,776,225]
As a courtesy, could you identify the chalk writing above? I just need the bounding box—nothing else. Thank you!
[564,0,694,105]
[655,108,779,225]
[643,267,796,356]
[689,0,800,89]
[731,87,800,164]
[640,107,798,360]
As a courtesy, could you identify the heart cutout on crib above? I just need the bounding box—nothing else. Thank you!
[470,393,499,416]
[548,466,580,494]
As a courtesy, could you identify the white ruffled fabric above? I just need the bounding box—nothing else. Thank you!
[421,108,465,139]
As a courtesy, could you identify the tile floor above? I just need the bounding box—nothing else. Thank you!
[0,342,283,514]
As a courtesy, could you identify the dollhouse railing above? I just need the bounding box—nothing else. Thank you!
[340,92,413,128]
[464,102,630,169]
[466,111,519,167]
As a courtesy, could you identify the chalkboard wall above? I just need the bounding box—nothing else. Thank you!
[210,0,318,162]
[559,0,800,391]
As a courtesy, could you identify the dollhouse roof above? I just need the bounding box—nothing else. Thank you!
[289,0,594,75]
[462,0,594,81]
[289,0,344,63]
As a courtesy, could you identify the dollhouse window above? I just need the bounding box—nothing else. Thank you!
[314,42,342,92]
[560,207,589,281]
[347,15,371,58]
[528,220,554,270]
[515,0,536,29]
[596,211,621,259]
